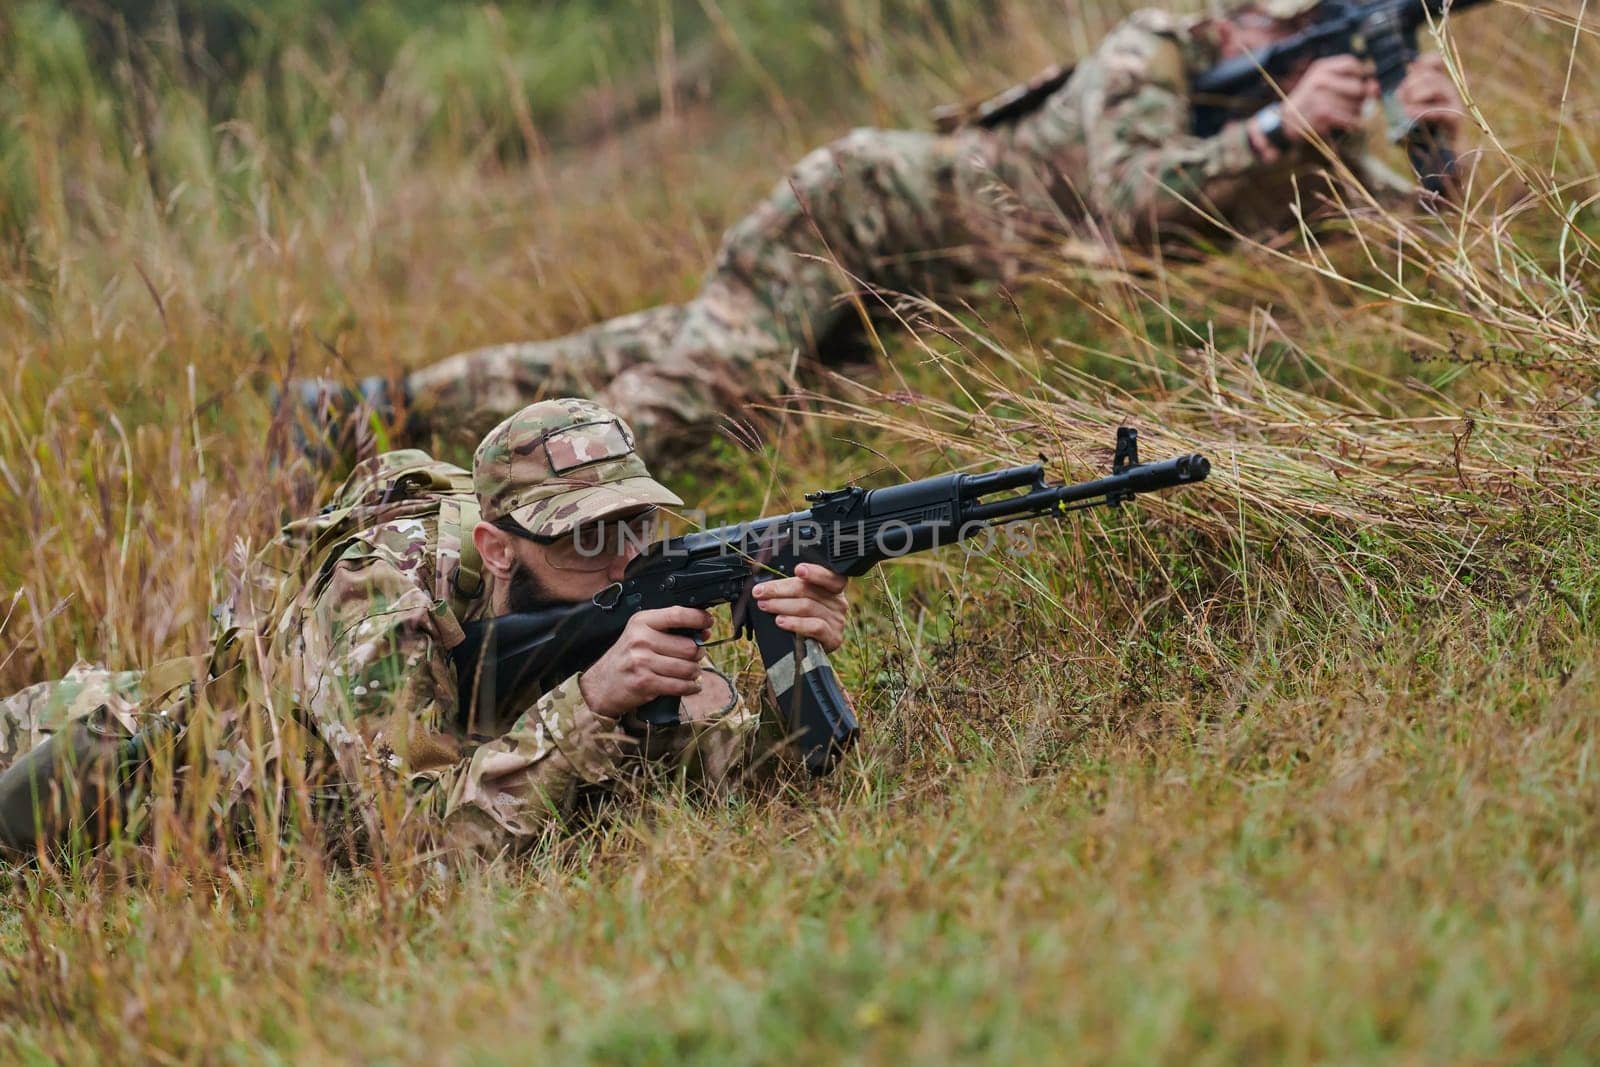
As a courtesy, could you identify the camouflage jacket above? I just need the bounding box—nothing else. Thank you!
[257,454,756,857]
[996,9,1412,244]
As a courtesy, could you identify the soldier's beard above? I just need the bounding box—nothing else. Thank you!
[505,561,561,614]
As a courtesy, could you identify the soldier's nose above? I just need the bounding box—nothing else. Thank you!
[608,550,634,581]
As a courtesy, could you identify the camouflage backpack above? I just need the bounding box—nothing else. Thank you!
[0,450,488,859]
[267,449,486,622]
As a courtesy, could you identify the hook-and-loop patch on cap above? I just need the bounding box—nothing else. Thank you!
[541,419,637,475]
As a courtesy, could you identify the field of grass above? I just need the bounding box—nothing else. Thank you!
[1,0,1598,1061]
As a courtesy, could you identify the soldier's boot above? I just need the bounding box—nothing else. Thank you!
[271,375,403,467]
[0,668,169,860]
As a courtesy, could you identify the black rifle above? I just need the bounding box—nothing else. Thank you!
[1193,0,1492,194]
[452,429,1210,775]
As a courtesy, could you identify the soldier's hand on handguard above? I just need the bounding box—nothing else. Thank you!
[578,606,713,718]
[751,564,850,653]
[1396,54,1463,137]
[1281,55,1379,144]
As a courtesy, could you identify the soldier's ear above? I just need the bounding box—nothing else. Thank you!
[473,522,520,579]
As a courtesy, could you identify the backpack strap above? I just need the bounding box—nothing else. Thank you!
[438,496,486,622]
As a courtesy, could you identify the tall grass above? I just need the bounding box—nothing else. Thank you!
[1,0,1598,1060]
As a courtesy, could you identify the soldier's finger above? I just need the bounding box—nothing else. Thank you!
[643,654,703,683]
[751,576,806,601]
[752,573,841,601]
[776,614,837,646]
[1312,60,1369,88]
[638,606,715,633]
[792,563,848,593]
[1317,105,1359,131]
[1315,88,1368,119]
[644,675,704,699]
[1316,54,1368,76]
[1328,88,1369,115]
[1399,85,1437,110]
[1321,72,1371,99]
[642,631,704,660]
[1411,75,1453,98]
[755,595,838,618]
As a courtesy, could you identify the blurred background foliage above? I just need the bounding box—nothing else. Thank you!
[0,0,1000,244]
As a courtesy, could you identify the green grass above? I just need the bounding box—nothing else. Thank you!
[1,0,1598,1061]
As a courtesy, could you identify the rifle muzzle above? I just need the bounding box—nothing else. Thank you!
[1126,453,1210,491]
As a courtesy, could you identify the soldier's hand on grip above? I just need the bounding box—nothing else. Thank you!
[577,606,713,719]
[1396,54,1463,136]
[1283,55,1378,143]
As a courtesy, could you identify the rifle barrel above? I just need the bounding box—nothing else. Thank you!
[961,454,1210,524]
[1417,0,1496,21]
[1191,20,1349,97]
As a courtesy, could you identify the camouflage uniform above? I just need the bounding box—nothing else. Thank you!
[403,1,1414,456]
[0,400,763,859]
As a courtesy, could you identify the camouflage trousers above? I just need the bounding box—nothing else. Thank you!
[406,125,1077,457]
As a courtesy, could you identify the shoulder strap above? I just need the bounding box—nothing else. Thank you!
[438,496,485,621]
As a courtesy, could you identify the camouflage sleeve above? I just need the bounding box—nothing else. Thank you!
[440,662,768,852]
[285,550,634,856]
[1078,13,1264,244]
[436,672,636,854]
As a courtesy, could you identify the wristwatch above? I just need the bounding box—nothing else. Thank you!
[1253,103,1291,152]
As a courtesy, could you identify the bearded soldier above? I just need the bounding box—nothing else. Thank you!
[0,399,852,858]
[288,0,1466,460]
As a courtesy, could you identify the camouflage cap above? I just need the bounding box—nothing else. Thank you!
[473,398,683,538]
[1215,0,1323,19]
